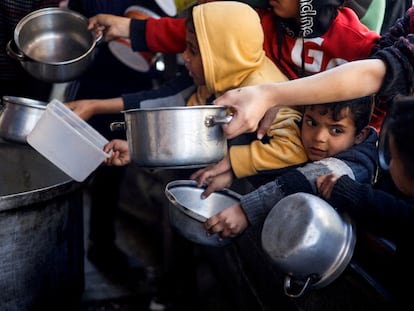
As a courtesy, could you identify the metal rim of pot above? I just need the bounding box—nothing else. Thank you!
[1,96,48,110]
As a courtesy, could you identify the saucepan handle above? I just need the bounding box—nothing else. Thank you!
[6,40,26,61]
[110,121,126,131]
[204,115,233,127]
[283,274,318,298]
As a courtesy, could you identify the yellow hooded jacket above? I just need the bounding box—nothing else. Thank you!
[188,1,307,178]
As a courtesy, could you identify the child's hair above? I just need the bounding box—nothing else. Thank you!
[184,5,196,34]
[305,96,374,135]
[387,95,414,179]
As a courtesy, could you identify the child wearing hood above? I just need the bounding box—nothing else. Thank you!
[80,0,379,190]
[68,0,379,118]
[104,1,309,175]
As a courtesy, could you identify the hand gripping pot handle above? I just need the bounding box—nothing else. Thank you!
[204,114,233,127]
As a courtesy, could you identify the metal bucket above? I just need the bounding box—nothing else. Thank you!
[0,140,84,310]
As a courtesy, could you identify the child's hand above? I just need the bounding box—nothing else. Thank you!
[88,14,131,41]
[190,154,233,197]
[316,173,340,199]
[103,139,131,166]
[65,100,95,120]
[204,204,248,239]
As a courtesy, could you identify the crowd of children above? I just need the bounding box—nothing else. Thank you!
[61,0,414,309]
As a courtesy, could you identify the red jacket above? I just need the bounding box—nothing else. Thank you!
[139,7,379,79]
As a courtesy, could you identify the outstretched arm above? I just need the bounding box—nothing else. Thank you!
[216,59,386,139]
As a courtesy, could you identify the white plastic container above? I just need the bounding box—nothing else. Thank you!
[27,99,111,182]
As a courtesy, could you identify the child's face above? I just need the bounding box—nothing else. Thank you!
[269,0,300,19]
[301,106,363,161]
[183,29,205,86]
[389,135,414,197]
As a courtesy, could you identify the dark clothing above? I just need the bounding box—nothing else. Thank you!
[241,127,378,227]
[374,6,414,98]
[367,5,414,133]
[323,175,414,306]
[381,0,412,34]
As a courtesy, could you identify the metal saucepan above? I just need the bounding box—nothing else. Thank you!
[0,96,47,143]
[111,105,232,168]
[261,192,356,298]
[165,180,241,247]
[7,7,101,83]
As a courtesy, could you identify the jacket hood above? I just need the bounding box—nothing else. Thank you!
[192,1,287,97]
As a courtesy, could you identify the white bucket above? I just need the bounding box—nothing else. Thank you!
[27,99,111,182]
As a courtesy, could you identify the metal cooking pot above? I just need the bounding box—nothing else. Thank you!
[0,96,47,143]
[165,180,241,247]
[7,8,100,83]
[112,106,232,168]
[261,192,356,298]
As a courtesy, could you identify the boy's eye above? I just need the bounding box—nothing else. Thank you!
[330,127,344,135]
[305,119,316,127]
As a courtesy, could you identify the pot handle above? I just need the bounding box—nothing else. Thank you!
[283,274,319,298]
[110,121,126,131]
[165,187,178,206]
[92,27,104,45]
[204,115,233,127]
[6,40,26,61]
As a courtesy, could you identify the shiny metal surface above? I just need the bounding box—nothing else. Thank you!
[8,8,98,82]
[0,96,47,143]
[165,180,241,246]
[261,192,356,297]
[123,106,229,168]
[0,140,83,310]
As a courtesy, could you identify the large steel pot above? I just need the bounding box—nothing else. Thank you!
[0,140,84,310]
[261,192,356,298]
[113,106,231,168]
[165,180,241,247]
[0,96,47,143]
[7,7,100,83]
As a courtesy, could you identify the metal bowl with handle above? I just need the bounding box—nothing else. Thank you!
[165,180,241,247]
[261,192,356,298]
[7,7,101,83]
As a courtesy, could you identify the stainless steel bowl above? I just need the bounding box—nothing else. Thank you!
[7,8,100,83]
[165,180,241,247]
[0,96,47,143]
[261,192,356,298]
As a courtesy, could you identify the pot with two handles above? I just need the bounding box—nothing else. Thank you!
[7,7,101,83]
[111,105,232,168]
